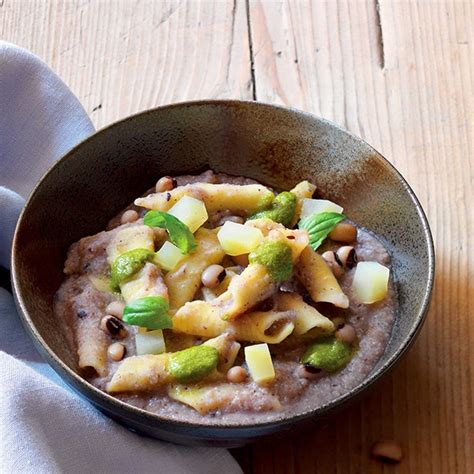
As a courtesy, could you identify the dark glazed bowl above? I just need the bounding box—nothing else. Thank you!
[12,100,434,447]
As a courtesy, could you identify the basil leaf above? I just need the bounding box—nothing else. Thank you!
[144,211,197,254]
[110,248,155,291]
[298,212,345,251]
[123,296,172,329]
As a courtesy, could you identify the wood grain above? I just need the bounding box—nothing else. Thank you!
[245,0,473,472]
[1,0,473,472]
[0,0,253,129]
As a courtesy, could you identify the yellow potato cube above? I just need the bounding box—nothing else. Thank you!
[352,261,390,304]
[245,343,275,384]
[168,195,208,232]
[155,241,186,271]
[217,221,264,256]
[300,198,343,219]
[135,329,166,355]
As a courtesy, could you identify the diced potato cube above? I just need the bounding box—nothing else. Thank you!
[155,241,186,271]
[135,329,166,355]
[300,198,343,219]
[245,343,275,384]
[168,196,208,232]
[352,261,390,304]
[217,221,263,256]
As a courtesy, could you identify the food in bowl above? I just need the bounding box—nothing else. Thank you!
[54,170,396,424]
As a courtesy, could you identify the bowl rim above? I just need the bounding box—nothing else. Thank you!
[11,99,435,431]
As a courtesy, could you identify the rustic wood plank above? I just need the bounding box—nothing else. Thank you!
[247,0,473,472]
[0,0,253,129]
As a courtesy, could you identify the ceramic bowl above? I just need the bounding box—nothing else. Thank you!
[11,100,434,447]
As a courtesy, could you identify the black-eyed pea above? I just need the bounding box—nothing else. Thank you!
[155,176,177,193]
[108,342,126,361]
[336,246,358,269]
[120,209,139,224]
[100,315,127,339]
[201,264,226,289]
[226,366,248,383]
[335,323,357,344]
[329,223,357,243]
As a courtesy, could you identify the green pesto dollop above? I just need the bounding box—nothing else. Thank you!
[169,345,219,384]
[249,240,293,282]
[111,248,155,291]
[301,337,352,373]
[249,192,297,227]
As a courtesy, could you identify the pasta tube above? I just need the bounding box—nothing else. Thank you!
[168,383,281,415]
[135,183,274,215]
[107,354,171,393]
[295,247,349,308]
[107,334,236,393]
[275,292,334,335]
[172,300,295,344]
[212,264,276,321]
[77,326,109,377]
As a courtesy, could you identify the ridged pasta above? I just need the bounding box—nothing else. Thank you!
[210,222,309,321]
[77,325,109,377]
[212,264,276,321]
[107,353,171,393]
[135,183,274,215]
[295,247,349,308]
[172,300,295,344]
[107,334,238,393]
[168,383,281,415]
[275,292,334,335]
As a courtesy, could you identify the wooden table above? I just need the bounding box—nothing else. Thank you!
[2,1,472,472]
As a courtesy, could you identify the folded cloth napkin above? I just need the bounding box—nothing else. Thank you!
[0,42,241,474]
